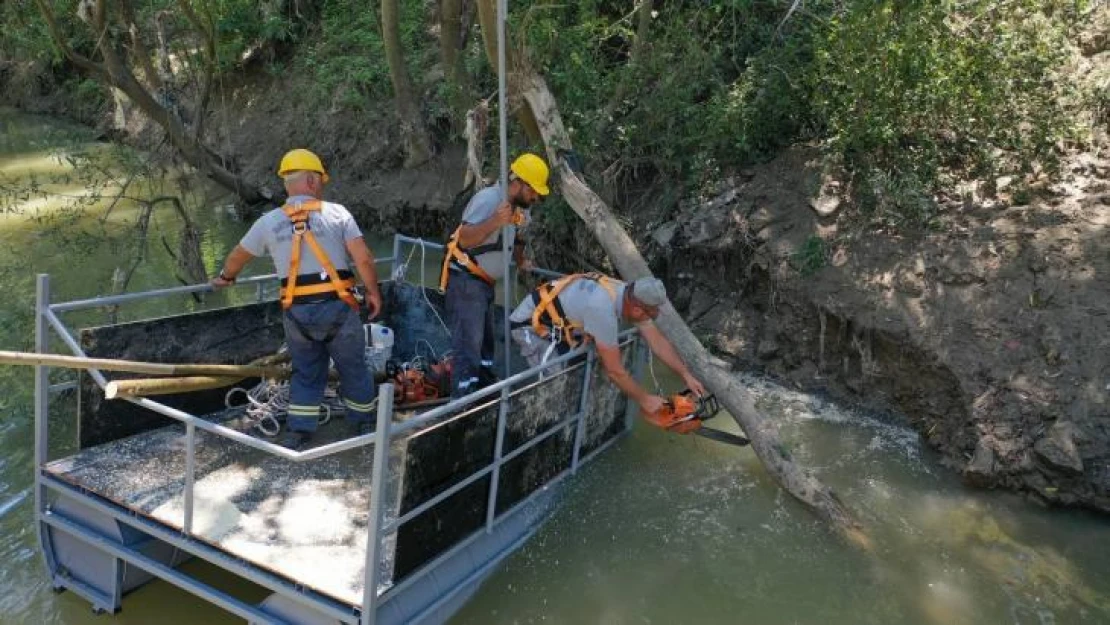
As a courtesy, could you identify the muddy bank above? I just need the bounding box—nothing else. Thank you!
[6,61,1108,514]
[649,147,1110,513]
[0,64,468,240]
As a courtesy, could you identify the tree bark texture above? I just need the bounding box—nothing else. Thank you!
[382,0,433,168]
[474,0,541,143]
[33,0,266,204]
[518,72,869,548]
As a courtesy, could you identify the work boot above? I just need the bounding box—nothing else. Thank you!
[346,420,374,438]
[277,430,313,451]
[478,366,501,389]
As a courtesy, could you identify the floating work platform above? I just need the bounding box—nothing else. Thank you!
[32,235,644,624]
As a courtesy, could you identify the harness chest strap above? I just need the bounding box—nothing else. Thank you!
[280,200,358,310]
[530,273,618,348]
[439,226,495,290]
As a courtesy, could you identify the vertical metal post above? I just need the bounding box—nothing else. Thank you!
[361,383,395,625]
[498,0,512,382]
[256,280,264,303]
[624,336,648,431]
[34,275,54,569]
[571,350,595,472]
[391,234,402,282]
[486,388,510,530]
[183,421,196,535]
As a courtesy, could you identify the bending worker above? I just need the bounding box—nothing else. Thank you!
[440,153,548,397]
[212,149,382,449]
[509,273,706,416]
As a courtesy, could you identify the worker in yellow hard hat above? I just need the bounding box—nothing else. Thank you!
[212,149,382,449]
[439,152,549,397]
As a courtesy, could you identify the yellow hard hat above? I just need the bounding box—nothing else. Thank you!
[510,153,550,196]
[277,149,330,184]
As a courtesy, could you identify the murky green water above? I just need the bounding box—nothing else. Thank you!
[1,108,1108,625]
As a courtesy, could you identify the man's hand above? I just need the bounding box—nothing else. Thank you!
[683,374,707,397]
[518,258,535,273]
[365,289,383,321]
[493,201,514,226]
[210,272,235,289]
[638,394,666,417]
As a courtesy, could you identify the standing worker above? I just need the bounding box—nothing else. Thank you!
[439,153,548,397]
[212,149,383,449]
[509,273,706,417]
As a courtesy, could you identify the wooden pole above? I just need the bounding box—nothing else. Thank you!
[518,71,869,548]
[0,350,287,379]
[104,376,246,399]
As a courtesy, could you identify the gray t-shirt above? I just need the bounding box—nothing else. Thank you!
[239,196,363,279]
[510,278,627,346]
[460,184,526,281]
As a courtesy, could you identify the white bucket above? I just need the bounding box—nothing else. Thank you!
[364,324,393,374]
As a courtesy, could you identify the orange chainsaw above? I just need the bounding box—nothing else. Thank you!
[645,391,750,447]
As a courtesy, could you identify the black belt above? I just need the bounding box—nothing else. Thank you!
[510,319,531,329]
[280,269,354,287]
[449,266,494,286]
[290,292,342,305]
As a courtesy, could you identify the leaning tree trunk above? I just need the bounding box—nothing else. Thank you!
[382,0,433,168]
[519,71,869,548]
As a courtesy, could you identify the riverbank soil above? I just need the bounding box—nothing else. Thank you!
[4,50,1108,515]
[649,145,1110,513]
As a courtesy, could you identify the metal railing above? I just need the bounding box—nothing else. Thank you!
[34,233,643,625]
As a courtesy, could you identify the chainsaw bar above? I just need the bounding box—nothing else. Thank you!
[693,427,751,447]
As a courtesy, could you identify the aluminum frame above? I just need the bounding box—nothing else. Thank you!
[33,235,642,625]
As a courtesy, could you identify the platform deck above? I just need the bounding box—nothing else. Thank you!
[44,414,411,607]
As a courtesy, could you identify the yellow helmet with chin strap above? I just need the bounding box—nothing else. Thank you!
[278,149,330,184]
[510,153,550,196]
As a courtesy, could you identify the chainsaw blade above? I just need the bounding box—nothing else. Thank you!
[693,427,750,447]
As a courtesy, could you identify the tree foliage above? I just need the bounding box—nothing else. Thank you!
[3,0,1098,229]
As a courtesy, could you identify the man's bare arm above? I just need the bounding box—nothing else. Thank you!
[346,236,382,319]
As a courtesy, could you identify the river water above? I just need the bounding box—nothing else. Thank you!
[1,108,1108,625]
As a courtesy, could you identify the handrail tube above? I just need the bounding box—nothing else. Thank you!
[34,275,54,575]
[382,466,493,534]
[50,295,633,467]
[46,309,108,388]
[384,408,582,533]
[49,275,275,313]
[49,253,392,314]
[485,386,510,531]
[392,235,443,249]
[120,396,306,460]
[389,332,634,438]
[42,513,285,624]
[361,384,395,625]
[41,477,360,623]
[184,421,196,534]
[571,350,595,472]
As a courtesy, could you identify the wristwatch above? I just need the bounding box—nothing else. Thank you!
[218,270,236,283]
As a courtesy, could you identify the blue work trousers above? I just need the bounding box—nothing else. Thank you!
[282,300,375,432]
[445,271,495,397]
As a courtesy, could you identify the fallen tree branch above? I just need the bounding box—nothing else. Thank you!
[519,70,869,548]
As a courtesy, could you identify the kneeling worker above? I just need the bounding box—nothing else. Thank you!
[509,273,706,416]
[440,153,548,397]
[212,149,383,449]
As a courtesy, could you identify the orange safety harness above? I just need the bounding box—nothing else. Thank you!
[438,226,497,289]
[279,200,358,311]
[529,272,619,348]
[439,208,527,291]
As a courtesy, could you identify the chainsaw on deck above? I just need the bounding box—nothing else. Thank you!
[387,358,452,407]
[645,390,750,447]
